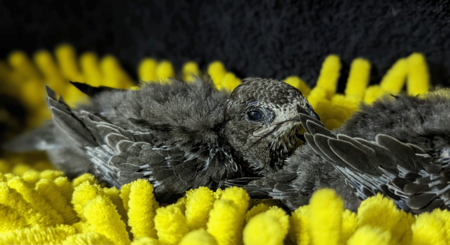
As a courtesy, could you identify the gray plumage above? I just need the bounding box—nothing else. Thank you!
[6,77,316,203]
[9,76,450,214]
[231,92,450,213]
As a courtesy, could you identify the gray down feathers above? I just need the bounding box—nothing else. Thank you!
[7,76,450,213]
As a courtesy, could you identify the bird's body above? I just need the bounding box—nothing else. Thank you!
[7,76,450,214]
[16,77,316,203]
[236,92,450,213]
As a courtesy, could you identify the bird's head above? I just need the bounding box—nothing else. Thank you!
[223,78,319,175]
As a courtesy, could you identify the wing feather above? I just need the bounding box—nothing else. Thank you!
[301,113,450,213]
[45,85,242,202]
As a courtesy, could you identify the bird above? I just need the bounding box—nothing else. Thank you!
[5,77,318,203]
[228,91,450,214]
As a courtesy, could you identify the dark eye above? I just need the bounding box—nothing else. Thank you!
[247,111,262,121]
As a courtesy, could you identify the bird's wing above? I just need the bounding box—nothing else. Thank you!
[2,82,123,153]
[46,86,241,202]
[70,81,126,97]
[300,113,450,213]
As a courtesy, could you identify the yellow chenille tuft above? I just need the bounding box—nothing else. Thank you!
[83,195,130,245]
[407,53,430,96]
[34,50,67,94]
[0,181,55,226]
[357,194,413,244]
[54,176,74,201]
[307,86,328,109]
[183,61,200,82]
[73,173,96,187]
[131,236,161,245]
[363,85,387,104]
[120,182,132,212]
[0,225,77,245]
[156,60,175,82]
[0,44,440,244]
[347,226,392,245]
[243,212,285,245]
[345,58,371,101]
[71,181,103,220]
[179,229,218,245]
[127,178,157,238]
[185,187,216,230]
[341,209,358,243]
[245,203,269,223]
[308,188,344,245]
[207,61,227,89]
[40,169,64,180]
[8,51,42,82]
[220,186,250,215]
[411,213,448,245]
[289,206,310,245]
[155,205,189,245]
[0,203,28,231]
[62,232,114,245]
[55,44,84,83]
[0,169,449,244]
[0,46,432,132]
[8,176,65,224]
[101,55,134,89]
[285,75,311,96]
[35,178,79,224]
[139,58,158,82]
[221,72,241,91]
[103,187,127,225]
[207,199,242,245]
[315,55,341,98]
[431,209,450,241]
[380,58,408,94]
[80,52,103,86]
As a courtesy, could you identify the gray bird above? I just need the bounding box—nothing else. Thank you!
[5,77,318,202]
[230,92,450,213]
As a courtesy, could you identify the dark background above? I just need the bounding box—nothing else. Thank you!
[1,0,450,90]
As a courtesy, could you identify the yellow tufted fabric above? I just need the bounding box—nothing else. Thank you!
[1,44,446,245]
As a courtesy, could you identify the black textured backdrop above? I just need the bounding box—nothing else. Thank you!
[1,0,450,88]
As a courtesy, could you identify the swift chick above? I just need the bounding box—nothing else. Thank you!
[9,77,316,202]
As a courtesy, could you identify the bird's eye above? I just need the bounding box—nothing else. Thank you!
[247,111,262,121]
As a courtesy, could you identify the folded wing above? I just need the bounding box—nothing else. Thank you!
[301,113,450,213]
[46,86,242,202]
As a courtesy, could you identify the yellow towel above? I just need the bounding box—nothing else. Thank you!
[1,44,445,245]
